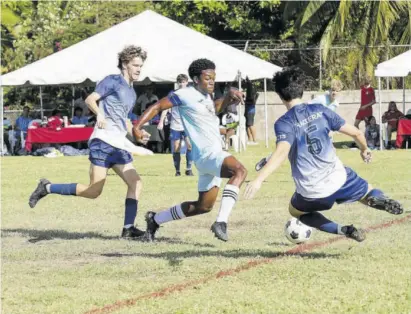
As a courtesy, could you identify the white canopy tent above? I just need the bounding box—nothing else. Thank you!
[375,49,411,149]
[1,10,282,148]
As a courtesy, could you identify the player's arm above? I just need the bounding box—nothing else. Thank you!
[214,88,244,114]
[133,97,173,142]
[85,92,106,129]
[338,123,371,163]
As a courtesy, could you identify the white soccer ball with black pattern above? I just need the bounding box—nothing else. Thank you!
[284,217,313,244]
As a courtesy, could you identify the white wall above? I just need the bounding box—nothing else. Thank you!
[253,89,411,140]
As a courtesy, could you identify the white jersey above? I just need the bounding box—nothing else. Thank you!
[170,106,184,131]
[168,86,221,161]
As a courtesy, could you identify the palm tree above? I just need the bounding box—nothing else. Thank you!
[283,0,409,86]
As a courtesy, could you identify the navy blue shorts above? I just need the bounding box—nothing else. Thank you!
[291,167,369,212]
[88,138,133,169]
[170,129,187,141]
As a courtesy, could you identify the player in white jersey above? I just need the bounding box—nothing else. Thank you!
[245,67,403,242]
[134,59,247,242]
[158,74,194,176]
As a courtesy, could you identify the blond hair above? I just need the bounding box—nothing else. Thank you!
[330,79,343,92]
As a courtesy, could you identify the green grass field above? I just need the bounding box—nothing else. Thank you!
[2,137,411,314]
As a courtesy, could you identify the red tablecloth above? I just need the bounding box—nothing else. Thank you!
[25,127,94,151]
[396,119,411,148]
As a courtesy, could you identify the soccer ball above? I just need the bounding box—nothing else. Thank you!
[284,217,313,244]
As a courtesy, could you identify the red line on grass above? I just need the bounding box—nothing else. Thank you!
[85,214,411,314]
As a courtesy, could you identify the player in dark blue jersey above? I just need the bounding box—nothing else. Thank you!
[244,67,403,242]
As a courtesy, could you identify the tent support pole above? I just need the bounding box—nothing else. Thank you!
[39,86,44,119]
[72,85,75,118]
[238,71,243,153]
[1,87,4,154]
[403,77,406,114]
[264,78,268,148]
[378,77,383,150]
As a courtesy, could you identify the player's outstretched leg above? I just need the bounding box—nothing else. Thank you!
[113,163,145,239]
[145,187,219,242]
[212,156,247,241]
[289,203,366,242]
[28,164,108,208]
[360,186,403,215]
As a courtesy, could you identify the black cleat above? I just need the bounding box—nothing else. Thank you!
[121,226,145,239]
[211,221,228,242]
[342,225,366,242]
[255,153,272,172]
[145,211,160,242]
[29,179,50,208]
[367,196,403,215]
[175,171,181,177]
[185,169,194,176]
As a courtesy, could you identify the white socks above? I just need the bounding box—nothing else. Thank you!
[216,184,239,223]
[154,204,185,225]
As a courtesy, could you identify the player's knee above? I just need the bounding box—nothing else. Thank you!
[233,163,247,180]
[127,176,142,193]
[199,205,213,213]
[195,201,215,213]
[89,186,103,199]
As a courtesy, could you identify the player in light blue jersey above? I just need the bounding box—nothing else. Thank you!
[29,46,151,239]
[245,67,403,242]
[309,79,343,112]
[158,73,194,176]
[134,59,247,242]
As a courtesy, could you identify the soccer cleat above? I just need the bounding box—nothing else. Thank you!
[367,196,403,215]
[185,169,194,176]
[121,226,145,239]
[341,225,366,242]
[144,211,160,242]
[210,221,228,242]
[255,153,272,172]
[175,171,181,177]
[28,179,50,208]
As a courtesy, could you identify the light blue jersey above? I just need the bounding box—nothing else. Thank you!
[95,74,136,135]
[89,74,136,151]
[168,86,222,161]
[275,103,347,198]
[168,86,229,192]
[309,92,339,112]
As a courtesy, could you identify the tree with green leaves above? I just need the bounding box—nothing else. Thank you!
[283,1,411,88]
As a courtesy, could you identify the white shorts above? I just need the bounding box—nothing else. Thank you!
[195,151,231,192]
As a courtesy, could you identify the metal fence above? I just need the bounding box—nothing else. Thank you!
[222,40,411,91]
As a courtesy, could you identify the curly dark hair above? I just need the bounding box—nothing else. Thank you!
[272,66,305,101]
[117,45,147,70]
[188,58,216,80]
[176,73,189,83]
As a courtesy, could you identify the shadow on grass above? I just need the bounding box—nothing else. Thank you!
[334,141,355,149]
[101,249,340,266]
[1,229,215,247]
[1,228,119,243]
[266,241,291,247]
